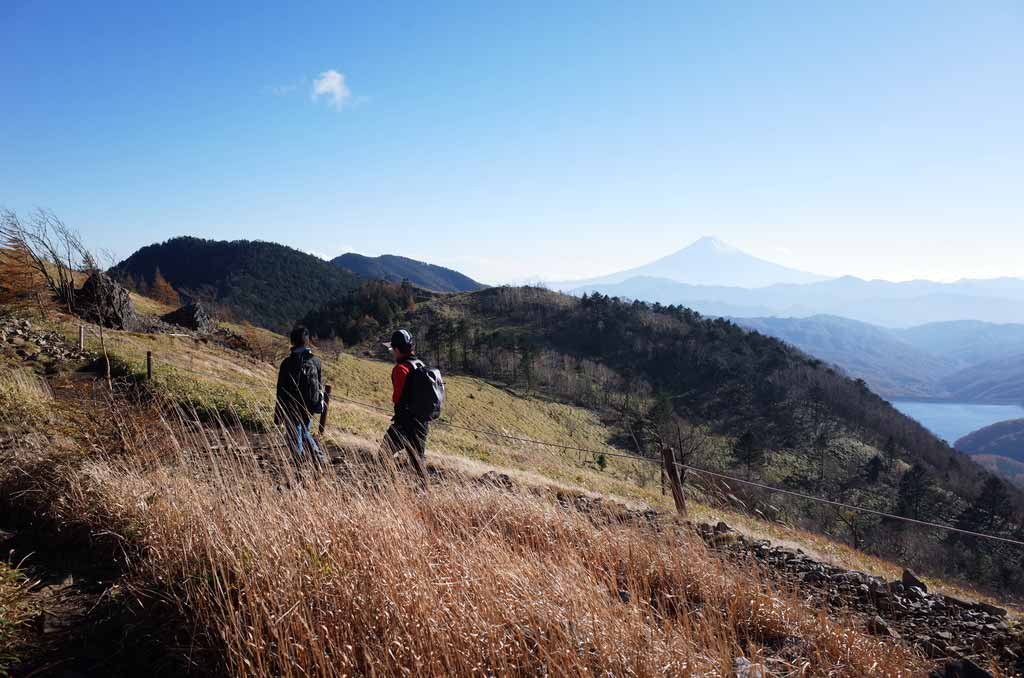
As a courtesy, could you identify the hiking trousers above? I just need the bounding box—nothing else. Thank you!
[384,417,429,484]
[286,416,327,466]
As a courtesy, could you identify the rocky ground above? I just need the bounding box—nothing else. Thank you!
[696,520,1022,676]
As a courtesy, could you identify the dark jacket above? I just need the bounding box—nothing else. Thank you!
[275,347,323,423]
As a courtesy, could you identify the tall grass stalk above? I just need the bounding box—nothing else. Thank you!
[5,397,928,676]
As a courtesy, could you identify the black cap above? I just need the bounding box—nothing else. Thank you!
[384,329,413,351]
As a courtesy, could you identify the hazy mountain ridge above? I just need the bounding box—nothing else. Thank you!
[332,253,485,293]
[941,354,1024,405]
[734,315,954,400]
[550,236,828,290]
[572,275,1024,327]
[733,316,1024,403]
[894,321,1024,367]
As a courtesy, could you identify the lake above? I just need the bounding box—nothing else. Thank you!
[891,400,1024,445]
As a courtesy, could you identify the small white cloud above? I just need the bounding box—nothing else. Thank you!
[775,246,794,257]
[312,70,351,110]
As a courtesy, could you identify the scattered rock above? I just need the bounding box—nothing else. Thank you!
[929,659,994,678]
[699,520,1015,670]
[973,602,1007,619]
[902,568,928,593]
[161,302,216,334]
[867,615,900,639]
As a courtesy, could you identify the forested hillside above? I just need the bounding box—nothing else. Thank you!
[109,237,361,332]
[332,253,484,292]
[958,419,1024,462]
[302,280,431,346]
[735,315,951,399]
[322,285,1024,593]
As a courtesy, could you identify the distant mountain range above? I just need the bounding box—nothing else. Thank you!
[570,275,1024,327]
[551,236,827,289]
[332,253,484,293]
[734,315,1024,403]
[550,236,1024,327]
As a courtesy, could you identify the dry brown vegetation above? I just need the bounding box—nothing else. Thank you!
[0,392,932,678]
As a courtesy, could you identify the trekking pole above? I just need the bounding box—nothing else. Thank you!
[319,384,332,436]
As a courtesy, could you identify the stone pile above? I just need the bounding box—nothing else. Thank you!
[0,317,93,364]
[695,521,1022,675]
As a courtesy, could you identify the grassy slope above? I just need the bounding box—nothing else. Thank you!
[8,307,1024,675]
[32,301,1015,607]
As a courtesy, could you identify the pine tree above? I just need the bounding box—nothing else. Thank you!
[896,464,931,519]
[957,476,1013,532]
[863,455,884,483]
[733,429,764,478]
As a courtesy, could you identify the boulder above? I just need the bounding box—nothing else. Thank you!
[76,273,140,331]
[161,302,217,334]
[902,568,928,593]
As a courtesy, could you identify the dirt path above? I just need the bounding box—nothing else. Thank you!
[1,365,208,677]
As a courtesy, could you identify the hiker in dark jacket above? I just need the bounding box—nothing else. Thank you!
[275,325,327,465]
[382,329,430,486]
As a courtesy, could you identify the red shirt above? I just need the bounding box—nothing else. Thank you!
[391,356,414,404]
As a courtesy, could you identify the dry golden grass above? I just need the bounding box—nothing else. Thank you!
[0,369,52,428]
[11,401,926,678]
[0,561,34,671]
[29,311,1017,612]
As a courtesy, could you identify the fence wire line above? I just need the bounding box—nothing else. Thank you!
[327,392,1024,547]
[114,339,1024,548]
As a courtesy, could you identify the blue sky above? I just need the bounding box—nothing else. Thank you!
[2,1,1021,284]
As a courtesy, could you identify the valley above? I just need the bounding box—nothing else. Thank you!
[891,401,1024,446]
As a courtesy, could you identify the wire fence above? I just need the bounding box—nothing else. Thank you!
[82,327,1024,549]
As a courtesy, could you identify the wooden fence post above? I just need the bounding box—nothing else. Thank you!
[146,351,153,380]
[661,445,688,517]
[319,384,332,436]
[78,325,85,351]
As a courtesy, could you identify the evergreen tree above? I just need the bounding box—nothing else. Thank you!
[734,429,765,477]
[863,455,884,484]
[896,464,931,519]
[957,476,1013,532]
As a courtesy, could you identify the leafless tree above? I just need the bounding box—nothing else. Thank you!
[625,402,710,516]
[0,208,93,313]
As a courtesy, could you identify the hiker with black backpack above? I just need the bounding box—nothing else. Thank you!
[275,325,328,466]
[382,329,444,488]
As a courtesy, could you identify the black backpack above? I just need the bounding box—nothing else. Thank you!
[287,351,323,414]
[400,358,445,421]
